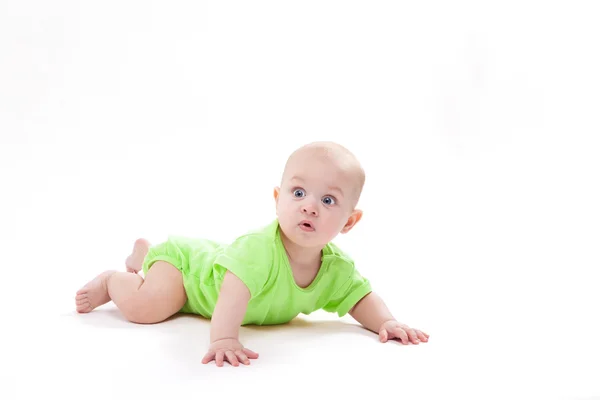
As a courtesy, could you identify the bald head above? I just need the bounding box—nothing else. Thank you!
[281,141,365,207]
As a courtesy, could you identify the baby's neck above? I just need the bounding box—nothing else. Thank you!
[280,234,322,269]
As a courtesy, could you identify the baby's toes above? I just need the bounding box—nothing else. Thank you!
[76,297,89,306]
[76,301,92,313]
[75,293,90,312]
[75,292,88,300]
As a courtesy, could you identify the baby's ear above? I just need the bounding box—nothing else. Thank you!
[341,209,363,234]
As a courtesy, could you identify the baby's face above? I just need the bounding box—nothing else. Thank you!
[274,154,361,249]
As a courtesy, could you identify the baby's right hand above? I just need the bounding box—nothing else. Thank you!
[201,338,259,367]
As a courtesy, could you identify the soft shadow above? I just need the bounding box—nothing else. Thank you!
[61,307,408,372]
[242,316,377,340]
[63,304,210,331]
[241,316,424,347]
[64,306,405,347]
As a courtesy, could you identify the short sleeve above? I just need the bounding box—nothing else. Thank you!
[322,267,372,317]
[214,233,274,298]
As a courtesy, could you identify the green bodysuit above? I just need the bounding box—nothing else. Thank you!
[142,219,372,325]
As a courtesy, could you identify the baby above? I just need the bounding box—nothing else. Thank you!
[75,141,429,367]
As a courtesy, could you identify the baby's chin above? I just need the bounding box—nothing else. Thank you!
[281,225,329,248]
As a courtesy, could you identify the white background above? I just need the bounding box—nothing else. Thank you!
[1,1,599,399]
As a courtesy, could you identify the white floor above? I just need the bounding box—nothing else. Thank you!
[2,2,600,399]
[4,282,600,400]
[3,196,600,400]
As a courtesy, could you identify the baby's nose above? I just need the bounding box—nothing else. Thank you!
[302,205,318,216]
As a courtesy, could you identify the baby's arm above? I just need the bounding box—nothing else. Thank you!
[201,271,259,367]
[210,270,249,341]
[349,291,394,332]
[349,291,429,345]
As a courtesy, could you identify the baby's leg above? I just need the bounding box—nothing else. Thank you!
[75,261,187,324]
[125,238,151,274]
[74,238,150,312]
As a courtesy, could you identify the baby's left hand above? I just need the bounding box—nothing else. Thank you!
[379,320,429,345]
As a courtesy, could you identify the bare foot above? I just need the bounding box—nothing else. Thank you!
[125,238,151,274]
[75,270,116,313]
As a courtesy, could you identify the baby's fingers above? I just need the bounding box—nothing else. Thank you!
[216,351,225,367]
[379,328,388,343]
[201,351,215,364]
[394,327,409,345]
[235,350,250,365]
[406,328,420,344]
[243,348,259,359]
[225,350,240,367]
[416,330,429,342]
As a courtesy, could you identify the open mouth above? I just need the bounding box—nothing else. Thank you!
[299,221,315,231]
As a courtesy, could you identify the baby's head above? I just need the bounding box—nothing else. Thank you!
[273,141,365,249]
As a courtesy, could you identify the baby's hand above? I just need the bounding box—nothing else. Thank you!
[201,338,259,367]
[379,320,429,345]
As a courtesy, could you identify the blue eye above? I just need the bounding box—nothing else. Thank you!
[322,196,336,206]
[293,188,306,198]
